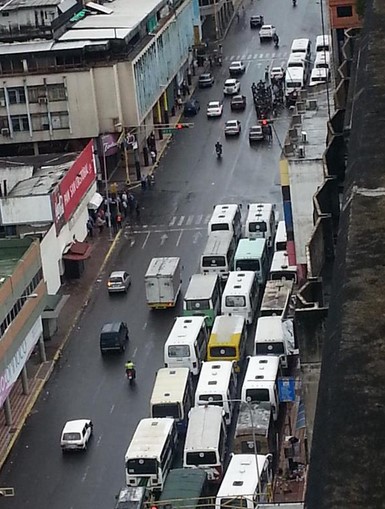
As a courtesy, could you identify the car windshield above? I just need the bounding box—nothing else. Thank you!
[200,74,210,79]
[227,122,237,127]
[110,276,123,283]
[225,80,235,85]
[209,102,220,108]
[63,432,81,441]
[126,459,157,475]
[250,127,261,133]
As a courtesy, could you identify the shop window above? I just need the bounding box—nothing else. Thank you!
[336,5,352,17]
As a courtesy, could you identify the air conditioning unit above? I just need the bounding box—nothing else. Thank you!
[0,99,5,107]
[38,96,47,104]
[1,127,10,136]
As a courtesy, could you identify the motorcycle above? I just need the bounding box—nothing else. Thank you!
[216,145,223,158]
[126,368,136,385]
[292,0,297,6]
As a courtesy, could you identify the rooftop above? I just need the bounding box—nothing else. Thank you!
[0,237,34,285]
[0,0,62,10]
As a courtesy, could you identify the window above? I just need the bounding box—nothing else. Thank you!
[336,5,352,17]
[28,86,47,103]
[11,115,29,132]
[8,87,26,104]
[51,112,69,129]
[47,84,66,101]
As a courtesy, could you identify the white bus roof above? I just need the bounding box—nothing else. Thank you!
[150,368,190,407]
[255,316,284,343]
[184,274,219,300]
[244,355,281,382]
[145,257,180,277]
[275,221,287,241]
[316,34,330,48]
[247,203,275,221]
[270,251,297,274]
[210,204,240,224]
[216,454,268,499]
[124,418,175,461]
[287,53,306,65]
[285,67,305,80]
[223,272,256,295]
[290,38,310,52]
[166,317,206,345]
[235,238,267,260]
[196,361,234,397]
[210,315,245,345]
[202,232,234,257]
[185,406,224,451]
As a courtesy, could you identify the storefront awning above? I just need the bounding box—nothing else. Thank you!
[62,241,93,261]
[87,192,103,210]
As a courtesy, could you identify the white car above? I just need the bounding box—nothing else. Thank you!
[223,78,241,95]
[207,101,224,117]
[224,120,241,136]
[270,66,285,80]
[107,271,131,293]
[229,61,246,76]
[61,419,93,452]
[259,24,276,41]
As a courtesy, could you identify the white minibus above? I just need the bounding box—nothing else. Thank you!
[221,271,259,325]
[183,274,222,328]
[274,221,287,252]
[150,368,193,434]
[309,67,330,86]
[314,51,330,70]
[200,232,237,281]
[233,238,270,286]
[241,356,281,421]
[315,34,330,53]
[254,316,295,370]
[285,67,305,96]
[183,405,227,484]
[286,53,309,81]
[208,204,242,241]
[269,251,297,283]
[290,38,311,60]
[215,454,273,508]
[245,203,277,247]
[164,316,209,376]
[195,360,237,426]
[125,418,178,491]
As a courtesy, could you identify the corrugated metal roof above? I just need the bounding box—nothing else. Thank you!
[59,27,131,41]
[0,0,62,10]
[0,40,54,55]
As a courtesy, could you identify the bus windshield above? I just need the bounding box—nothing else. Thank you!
[221,498,248,509]
[235,259,260,272]
[185,299,210,311]
[245,388,270,402]
[168,345,191,357]
[210,346,237,357]
[186,451,218,466]
[248,221,267,233]
[255,342,285,355]
[126,458,158,475]
[211,224,230,232]
[225,296,246,307]
[152,403,181,419]
[202,256,226,267]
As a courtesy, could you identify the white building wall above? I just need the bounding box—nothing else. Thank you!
[4,8,57,28]
[0,166,33,194]
[288,159,325,264]
[0,195,52,224]
[40,224,62,295]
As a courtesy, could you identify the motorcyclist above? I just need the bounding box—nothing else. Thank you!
[215,141,222,155]
[125,360,136,378]
[292,0,297,6]
[273,33,279,46]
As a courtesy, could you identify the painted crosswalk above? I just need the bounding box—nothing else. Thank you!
[224,52,289,62]
[167,214,211,228]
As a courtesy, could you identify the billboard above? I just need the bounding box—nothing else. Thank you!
[51,140,96,235]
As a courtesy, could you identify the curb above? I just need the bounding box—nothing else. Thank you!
[0,229,123,472]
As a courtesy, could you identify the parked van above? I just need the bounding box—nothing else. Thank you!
[164,316,208,376]
[315,34,330,53]
[207,315,247,372]
[269,251,297,283]
[274,221,287,252]
[215,454,273,508]
[208,204,242,241]
[290,38,311,60]
[183,274,222,328]
[309,67,330,86]
[285,67,305,96]
[241,356,281,421]
[286,53,309,81]
[314,51,330,70]
[195,360,237,426]
[200,232,237,281]
[245,203,277,247]
[150,368,193,433]
[233,238,270,285]
[221,271,259,325]
[183,405,227,484]
[254,316,295,369]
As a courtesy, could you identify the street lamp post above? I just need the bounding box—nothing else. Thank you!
[102,143,114,241]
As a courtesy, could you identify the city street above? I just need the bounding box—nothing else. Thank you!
[0,0,321,507]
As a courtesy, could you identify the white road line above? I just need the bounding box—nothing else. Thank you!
[96,435,102,447]
[176,230,183,246]
[186,215,194,226]
[142,323,147,330]
[133,347,138,357]
[253,53,258,59]
[141,231,150,249]
[247,54,252,59]
[169,216,177,226]
[110,404,115,414]
[177,216,185,226]
[236,55,241,60]
[129,226,206,234]
[245,62,251,72]
[204,214,211,224]
[195,214,203,225]
[81,466,90,483]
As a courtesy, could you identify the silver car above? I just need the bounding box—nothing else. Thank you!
[224,120,241,136]
[107,271,131,293]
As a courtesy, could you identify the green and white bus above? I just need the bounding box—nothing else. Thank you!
[233,238,269,285]
[183,274,221,328]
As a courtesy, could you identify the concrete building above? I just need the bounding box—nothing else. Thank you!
[0,0,201,163]
[0,237,47,425]
[198,0,234,41]
[0,141,97,295]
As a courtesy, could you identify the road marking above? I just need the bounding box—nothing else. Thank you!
[142,323,147,330]
[195,214,203,225]
[177,216,185,226]
[81,466,90,483]
[204,214,211,224]
[169,216,177,226]
[160,233,168,245]
[129,226,207,234]
[254,53,259,59]
[110,404,115,414]
[236,55,241,59]
[247,54,252,59]
[141,231,150,249]
[186,215,194,226]
[96,435,102,447]
[133,347,138,357]
[130,238,135,247]
[176,230,183,246]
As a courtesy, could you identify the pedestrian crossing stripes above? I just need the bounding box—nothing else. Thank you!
[224,52,288,62]
[167,214,211,228]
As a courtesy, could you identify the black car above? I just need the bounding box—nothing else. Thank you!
[198,72,214,88]
[100,321,129,354]
[184,98,200,116]
[250,15,264,28]
[230,95,247,111]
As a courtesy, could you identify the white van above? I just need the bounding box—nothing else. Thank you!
[274,221,287,252]
[285,67,305,96]
[200,232,237,281]
[164,316,208,376]
[183,405,227,484]
[254,315,295,369]
[241,356,281,421]
[208,204,242,241]
[309,67,330,86]
[245,203,277,247]
[269,251,297,283]
[290,38,311,60]
[314,51,330,70]
[315,34,331,53]
[195,360,237,426]
[221,271,259,325]
[215,454,273,508]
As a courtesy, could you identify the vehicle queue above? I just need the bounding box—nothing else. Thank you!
[117,202,298,507]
